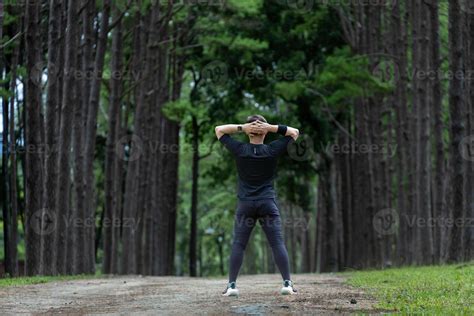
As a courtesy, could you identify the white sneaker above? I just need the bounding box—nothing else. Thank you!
[281,279,297,295]
[222,282,239,297]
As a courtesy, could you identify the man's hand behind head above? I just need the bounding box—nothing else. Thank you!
[244,121,266,136]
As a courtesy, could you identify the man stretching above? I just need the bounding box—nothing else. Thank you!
[215,115,300,297]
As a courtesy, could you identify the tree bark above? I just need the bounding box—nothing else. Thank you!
[466,2,474,262]
[24,0,44,276]
[103,4,123,275]
[7,19,20,277]
[447,0,466,262]
[41,0,62,276]
[121,11,147,274]
[416,0,434,265]
[83,0,111,274]
[55,0,80,275]
[189,115,199,277]
[429,0,446,263]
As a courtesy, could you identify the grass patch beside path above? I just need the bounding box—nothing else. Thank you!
[344,263,474,315]
[0,274,98,287]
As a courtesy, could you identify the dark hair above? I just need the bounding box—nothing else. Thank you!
[246,114,267,123]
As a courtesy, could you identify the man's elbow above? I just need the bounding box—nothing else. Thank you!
[290,128,299,140]
[215,126,223,139]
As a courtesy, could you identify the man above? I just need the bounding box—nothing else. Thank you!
[215,114,300,297]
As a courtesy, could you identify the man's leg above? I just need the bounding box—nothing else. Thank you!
[228,200,256,283]
[258,199,291,281]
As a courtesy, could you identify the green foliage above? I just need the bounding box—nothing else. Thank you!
[220,35,269,52]
[227,0,263,14]
[275,81,306,100]
[163,99,192,123]
[346,263,474,314]
[315,48,392,107]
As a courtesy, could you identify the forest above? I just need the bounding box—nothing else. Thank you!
[0,0,472,279]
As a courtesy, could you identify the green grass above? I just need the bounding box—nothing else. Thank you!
[0,273,99,287]
[344,263,474,315]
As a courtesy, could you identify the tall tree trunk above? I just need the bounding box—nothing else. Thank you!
[83,0,111,274]
[2,97,10,272]
[391,0,411,265]
[429,0,446,263]
[339,120,352,268]
[24,0,43,276]
[154,9,174,275]
[417,0,434,265]
[103,5,123,275]
[189,116,199,277]
[7,23,20,277]
[447,0,465,262]
[80,0,96,274]
[41,0,62,276]
[466,4,474,262]
[121,11,147,274]
[316,172,329,272]
[55,0,80,275]
[461,7,472,262]
[140,5,165,275]
[0,0,11,277]
[163,35,186,275]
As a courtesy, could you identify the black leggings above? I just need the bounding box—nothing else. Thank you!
[228,198,291,283]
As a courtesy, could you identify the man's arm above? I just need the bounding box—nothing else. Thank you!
[214,122,264,139]
[257,122,300,141]
[254,122,299,157]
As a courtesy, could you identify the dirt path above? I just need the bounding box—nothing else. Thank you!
[0,273,385,315]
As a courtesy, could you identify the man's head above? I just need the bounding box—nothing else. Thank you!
[246,114,267,124]
[245,114,268,142]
